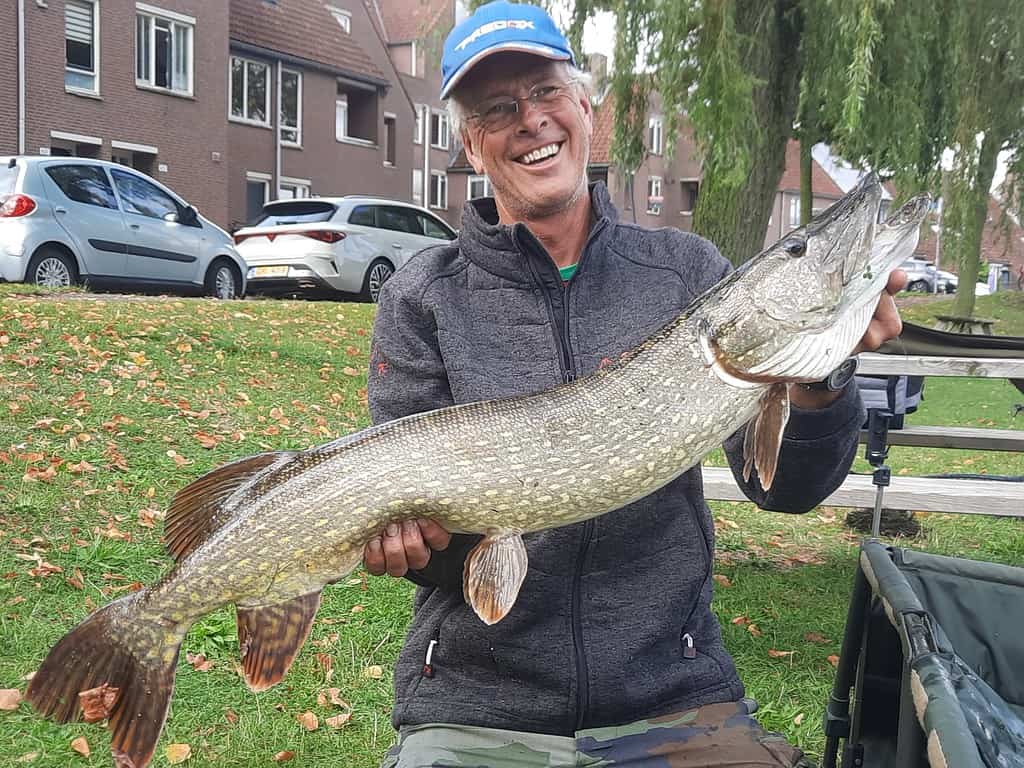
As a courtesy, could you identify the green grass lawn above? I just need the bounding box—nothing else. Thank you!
[898,290,1024,336]
[0,286,1021,767]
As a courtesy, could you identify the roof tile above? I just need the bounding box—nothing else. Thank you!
[378,0,451,43]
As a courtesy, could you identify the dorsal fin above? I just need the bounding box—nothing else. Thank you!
[164,450,297,561]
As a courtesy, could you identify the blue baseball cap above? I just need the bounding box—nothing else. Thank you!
[440,1,575,100]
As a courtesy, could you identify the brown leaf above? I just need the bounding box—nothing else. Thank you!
[79,684,118,723]
[341,367,361,377]
[747,624,762,638]
[297,710,319,731]
[803,632,829,644]
[16,752,39,763]
[70,736,90,757]
[165,743,192,764]
[66,566,85,590]
[827,654,840,667]
[0,688,23,710]
[767,649,795,658]
[186,653,213,672]
[712,574,732,588]
[362,665,383,679]
[793,713,805,726]
[6,595,26,606]
[730,615,749,626]
[315,653,333,682]
[224,708,238,725]
[28,561,63,578]
[272,752,295,763]
[325,712,352,728]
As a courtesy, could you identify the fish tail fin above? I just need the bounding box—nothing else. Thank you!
[27,591,183,768]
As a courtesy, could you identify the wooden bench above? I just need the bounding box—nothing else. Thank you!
[702,352,1024,517]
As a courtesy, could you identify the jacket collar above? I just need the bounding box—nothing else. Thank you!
[457,181,619,284]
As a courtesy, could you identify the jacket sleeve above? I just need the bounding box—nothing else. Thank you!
[367,277,481,592]
[687,236,867,513]
[724,381,866,513]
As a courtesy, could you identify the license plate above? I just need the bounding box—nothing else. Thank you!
[254,266,289,278]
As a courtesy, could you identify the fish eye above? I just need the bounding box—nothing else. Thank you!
[785,238,806,256]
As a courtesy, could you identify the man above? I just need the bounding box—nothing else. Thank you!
[365,2,905,765]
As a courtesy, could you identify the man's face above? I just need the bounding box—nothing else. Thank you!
[457,53,593,221]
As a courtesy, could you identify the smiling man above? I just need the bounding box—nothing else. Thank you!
[365,2,904,766]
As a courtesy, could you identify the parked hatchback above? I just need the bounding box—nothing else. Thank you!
[0,157,246,298]
[234,197,457,302]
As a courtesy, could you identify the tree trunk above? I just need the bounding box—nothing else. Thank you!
[692,1,804,266]
[951,129,1000,317]
[800,135,813,225]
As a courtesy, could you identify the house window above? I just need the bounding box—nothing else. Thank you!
[430,110,450,150]
[648,117,664,155]
[335,95,349,141]
[65,0,99,93]
[328,6,351,33]
[412,169,423,206]
[468,174,492,199]
[135,5,194,95]
[281,69,302,145]
[410,41,418,77]
[647,176,663,215]
[414,104,426,145]
[429,171,447,210]
[230,56,270,124]
[788,195,800,228]
[384,115,396,166]
[681,180,699,213]
[335,83,377,143]
[278,178,311,199]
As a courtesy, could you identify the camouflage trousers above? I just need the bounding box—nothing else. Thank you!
[381,700,815,767]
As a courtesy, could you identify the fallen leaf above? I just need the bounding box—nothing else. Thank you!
[79,683,118,723]
[225,708,238,725]
[712,574,732,588]
[794,713,805,726]
[0,688,23,710]
[747,624,762,638]
[165,743,191,764]
[730,615,749,626]
[16,752,39,763]
[70,736,90,757]
[6,595,26,606]
[186,653,213,672]
[827,654,840,667]
[325,712,352,728]
[272,752,295,763]
[66,567,85,590]
[768,649,795,658]
[315,653,334,682]
[803,632,829,644]
[297,710,319,731]
[362,665,383,679]
[341,367,361,377]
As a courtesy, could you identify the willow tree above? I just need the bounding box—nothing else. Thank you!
[940,4,1024,317]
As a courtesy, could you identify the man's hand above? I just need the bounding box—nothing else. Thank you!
[789,269,906,409]
[852,269,906,354]
[364,519,451,578]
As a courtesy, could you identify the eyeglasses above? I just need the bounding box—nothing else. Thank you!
[466,80,580,133]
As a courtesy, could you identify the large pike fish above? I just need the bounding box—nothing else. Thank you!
[28,175,929,767]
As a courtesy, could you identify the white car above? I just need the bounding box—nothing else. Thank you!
[0,156,245,298]
[235,197,457,302]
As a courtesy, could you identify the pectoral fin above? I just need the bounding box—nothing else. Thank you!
[236,591,321,692]
[463,534,528,626]
[742,383,790,492]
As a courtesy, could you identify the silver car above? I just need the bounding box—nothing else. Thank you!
[234,197,457,302]
[0,156,246,298]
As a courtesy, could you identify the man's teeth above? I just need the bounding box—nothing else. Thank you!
[519,143,560,164]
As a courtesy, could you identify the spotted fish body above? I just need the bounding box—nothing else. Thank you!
[27,175,930,768]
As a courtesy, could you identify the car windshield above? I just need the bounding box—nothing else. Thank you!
[0,162,20,196]
[255,200,337,226]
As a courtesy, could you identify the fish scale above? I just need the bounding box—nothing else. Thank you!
[26,174,931,768]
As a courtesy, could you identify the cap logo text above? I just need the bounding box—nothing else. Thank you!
[455,20,537,51]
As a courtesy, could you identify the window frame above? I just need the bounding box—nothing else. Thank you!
[245,172,271,224]
[413,103,426,145]
[229,55,271,126]
[788,195,801,228]
[412,168,423,206]
[383,114,397,167]
[280,68,303,146]
[328,6,351,34]
[430,110,450,150]
[135,3,195,97]
[646,175,663,215]
[278,177,311,200]
[429,170,448,210]
[335,94,349,141]
[65,0,100,95]
[648,117,664,156]
[467,174,492,200]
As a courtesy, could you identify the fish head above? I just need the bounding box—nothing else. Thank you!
[700,174,931,387]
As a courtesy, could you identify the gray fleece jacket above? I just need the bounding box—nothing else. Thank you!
[367,182,864,735]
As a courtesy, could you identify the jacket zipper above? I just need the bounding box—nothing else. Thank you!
[514,219,607,730]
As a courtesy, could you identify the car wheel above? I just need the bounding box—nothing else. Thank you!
[907,279,929,292]
[361,259,394,303]
[205,259,242,300]
[27,247,78,288]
